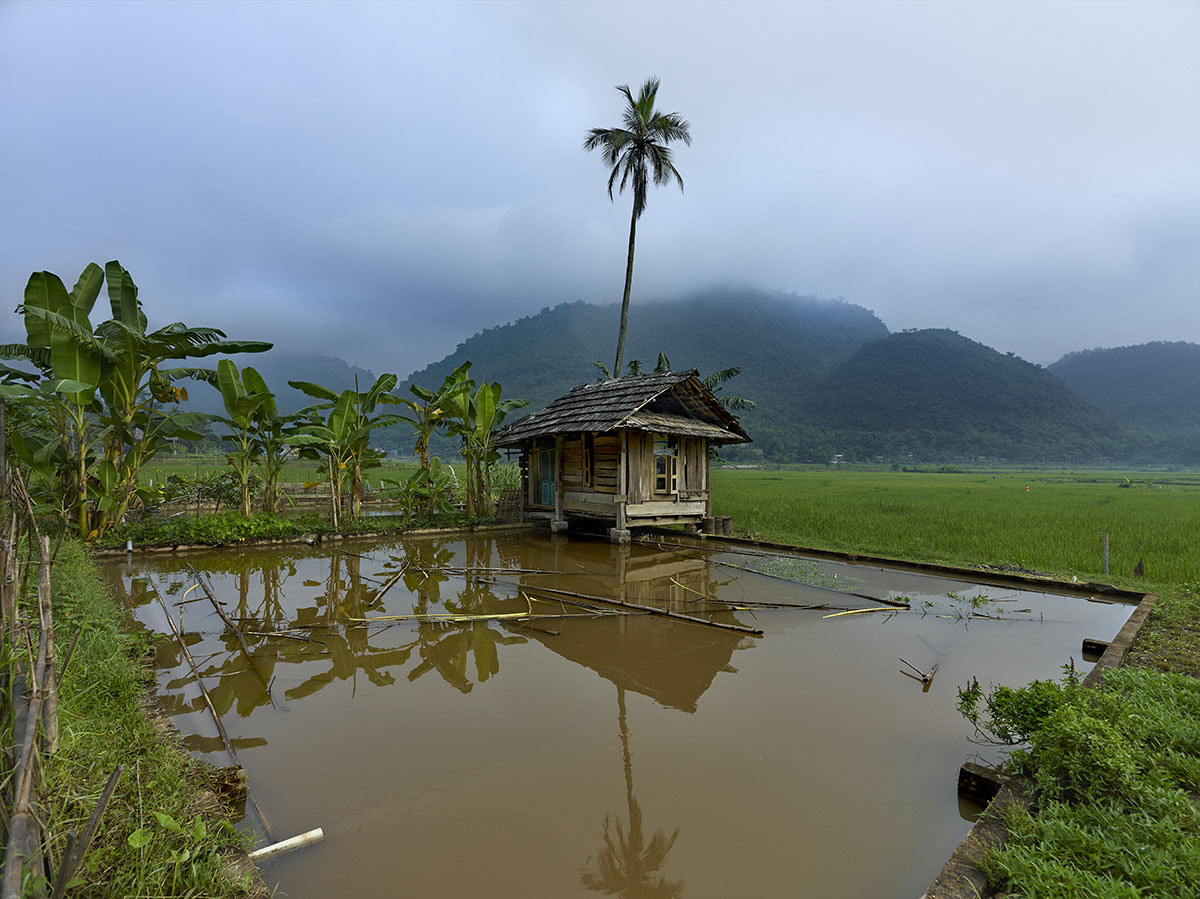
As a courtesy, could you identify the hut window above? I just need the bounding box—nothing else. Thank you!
[582,433,595,488]
[652,434,678,494]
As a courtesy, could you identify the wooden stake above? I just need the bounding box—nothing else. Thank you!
[37,536,58,752]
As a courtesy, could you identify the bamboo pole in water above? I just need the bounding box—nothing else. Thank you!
[519,583,764,636]
[187,566,275,707]
[147,577,274,842]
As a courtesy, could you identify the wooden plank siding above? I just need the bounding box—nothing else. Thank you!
[562,436,584,491]
[626,432,651,504]
[518,431,713,526]
[594,434,619,494]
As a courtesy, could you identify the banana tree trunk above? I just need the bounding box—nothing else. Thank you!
[328,455,340,529]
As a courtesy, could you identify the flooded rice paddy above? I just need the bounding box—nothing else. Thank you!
[106,531,1135,898]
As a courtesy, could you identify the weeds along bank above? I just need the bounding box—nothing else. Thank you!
[3,537,253,896]
[954,663,1200,895]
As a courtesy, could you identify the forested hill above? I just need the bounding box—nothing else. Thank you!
[1048,342,1200,434]
[382,287,888,453]
[799,329,1127,462]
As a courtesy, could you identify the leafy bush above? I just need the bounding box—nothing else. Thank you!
[959,666,1200,894]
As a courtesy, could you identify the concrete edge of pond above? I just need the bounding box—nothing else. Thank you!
[89,521,539,558]
[648,528,1147,603]
[919,589,1158,899]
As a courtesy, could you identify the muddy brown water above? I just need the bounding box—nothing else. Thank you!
[106,532,1134,898]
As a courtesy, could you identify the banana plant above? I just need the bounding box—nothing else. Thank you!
[210,360,270,517]
[442,370,527,517]
[398,362,472,477]
[1,261,270,538]
[376,456,457,523]
[288,374,403,521]
[241,367,303,514]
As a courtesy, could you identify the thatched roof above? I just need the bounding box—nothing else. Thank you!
[495,370,751,446]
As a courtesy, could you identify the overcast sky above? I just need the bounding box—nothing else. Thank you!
[3,0,1197,375]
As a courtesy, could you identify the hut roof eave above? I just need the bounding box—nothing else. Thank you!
[494,370,751,447]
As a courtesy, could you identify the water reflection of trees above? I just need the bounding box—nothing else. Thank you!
[112,535,748,727]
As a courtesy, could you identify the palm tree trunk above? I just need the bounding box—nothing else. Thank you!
[612,204,639,378]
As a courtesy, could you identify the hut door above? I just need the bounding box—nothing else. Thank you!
[538,448,556,506]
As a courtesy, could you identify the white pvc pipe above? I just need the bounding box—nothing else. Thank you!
[248,827,324,861]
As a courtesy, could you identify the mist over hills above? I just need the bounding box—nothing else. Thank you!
[394,287,887,414]
[1048,342,1200,435]
[177,287,1199,465]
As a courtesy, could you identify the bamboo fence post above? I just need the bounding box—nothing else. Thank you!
[2,676,45,899]
[37,535,58,752]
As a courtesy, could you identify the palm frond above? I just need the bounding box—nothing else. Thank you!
[702,366,741,388]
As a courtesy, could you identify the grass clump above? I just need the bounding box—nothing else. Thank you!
[35,538,254,896]
[958,666,1200,895]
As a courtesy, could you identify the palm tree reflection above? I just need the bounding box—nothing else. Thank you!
[582,686,683,898]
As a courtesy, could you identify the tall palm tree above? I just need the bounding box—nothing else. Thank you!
[584,77,691,379]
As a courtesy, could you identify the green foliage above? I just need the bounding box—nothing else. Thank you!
[958,667,1200,895]
[711,468,1200,584]
[377,456,458,523]
[110,511,325,547]
[33,539,250,895]
[1,260,269,538]
[287,373,403,526]
[155,470,260,510]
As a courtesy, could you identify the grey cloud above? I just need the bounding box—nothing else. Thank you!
[2,0,1197,378]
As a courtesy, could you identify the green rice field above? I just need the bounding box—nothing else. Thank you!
[710,468,1200,587]
[139,454,420,487]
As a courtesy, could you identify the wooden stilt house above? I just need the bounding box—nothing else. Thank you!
[494,370,750,537]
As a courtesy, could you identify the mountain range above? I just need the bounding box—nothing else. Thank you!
[183,287,1200,465]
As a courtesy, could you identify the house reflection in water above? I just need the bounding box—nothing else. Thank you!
[113,533,751,719]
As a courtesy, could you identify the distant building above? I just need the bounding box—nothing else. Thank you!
[495,370,750,542]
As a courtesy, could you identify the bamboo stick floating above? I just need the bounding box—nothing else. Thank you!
[248,827,324,861]
[822,607,905,619]
[521,584,764,636]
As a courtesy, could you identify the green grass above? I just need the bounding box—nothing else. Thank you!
[27,538,252,896]
[139,453,420,487]
[962,666,1200,896]
[711,468,1200,585]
